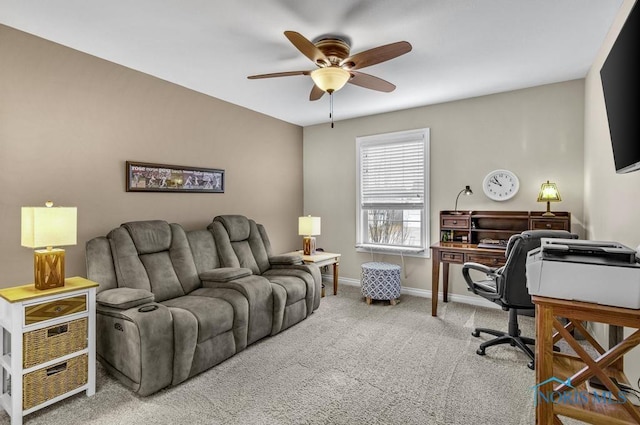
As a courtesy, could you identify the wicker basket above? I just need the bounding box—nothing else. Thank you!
[23,318,87,369]
[23,354,88,410]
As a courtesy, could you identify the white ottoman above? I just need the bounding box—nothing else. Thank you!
[361,262,401,305]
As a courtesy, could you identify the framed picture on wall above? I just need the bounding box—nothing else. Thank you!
[126,161,225,193]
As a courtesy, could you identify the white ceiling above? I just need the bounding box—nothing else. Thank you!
[0,0,623,127]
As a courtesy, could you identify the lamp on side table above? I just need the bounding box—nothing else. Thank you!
[21,201,77,290]
[298,215,321,255]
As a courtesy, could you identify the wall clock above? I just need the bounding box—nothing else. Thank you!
[482,169,519,201]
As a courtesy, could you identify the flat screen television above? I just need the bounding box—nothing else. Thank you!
[600,3,639,174]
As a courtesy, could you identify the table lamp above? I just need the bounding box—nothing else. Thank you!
[298,216,321,255]
[452,185,473,215]
[21,201,77,290]
[537,181,561,217]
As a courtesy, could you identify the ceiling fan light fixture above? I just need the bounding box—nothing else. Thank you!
[310,67,350,93]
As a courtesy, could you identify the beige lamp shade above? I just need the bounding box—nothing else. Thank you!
[298,216,321,236]
[310,68,350,93]
[21,205,77,248]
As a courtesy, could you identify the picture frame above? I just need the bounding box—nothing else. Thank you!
[126,161,224,193]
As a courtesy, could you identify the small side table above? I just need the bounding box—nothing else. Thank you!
[361,262,401,305]
[287,251,341,297]
[0,277,98,425]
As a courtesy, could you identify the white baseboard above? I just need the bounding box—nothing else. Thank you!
[322,274,500,310]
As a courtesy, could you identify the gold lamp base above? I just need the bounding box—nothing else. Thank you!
[302,236,317,256]
[542,201,556,217]
[34,248,66,290]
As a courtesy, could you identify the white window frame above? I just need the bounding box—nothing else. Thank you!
[356,128,430,257]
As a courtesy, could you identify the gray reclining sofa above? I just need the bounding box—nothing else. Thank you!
[86,215,321,396]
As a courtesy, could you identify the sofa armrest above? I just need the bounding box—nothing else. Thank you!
[97,288,155,310]
[96,301,173,396]
[269,254,302,265]
[199,267,252,282]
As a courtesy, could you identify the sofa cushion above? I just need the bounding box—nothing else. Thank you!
[108,221,201,302]
[212,216,271,274]
[123,220,172,254]
[231,241,261,274]
[161,296,234,343]
[263,272,307,306]
[214,215,250,242]
[186,229,221,273]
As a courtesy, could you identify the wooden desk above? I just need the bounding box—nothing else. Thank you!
[431,210,571,317]
[533,296,640,425]
[430,242,506,316]
[287,251,341,297]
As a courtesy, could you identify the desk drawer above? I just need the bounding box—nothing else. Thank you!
[530,219,569,231]
[440,251,464,264]
[24,294,87,326]
[441,217,470,229]
[466,253,505,267]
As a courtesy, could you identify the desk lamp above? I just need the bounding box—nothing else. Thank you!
[537,181,561,217]
[298,216,321,255]
[452,185,473,215]
[21,201,77,290]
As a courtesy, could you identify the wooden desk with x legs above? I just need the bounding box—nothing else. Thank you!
[533,296,640,425]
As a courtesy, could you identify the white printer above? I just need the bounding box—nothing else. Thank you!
[526,238,640,309]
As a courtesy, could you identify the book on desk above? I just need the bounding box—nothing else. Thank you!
[477,239,508,250]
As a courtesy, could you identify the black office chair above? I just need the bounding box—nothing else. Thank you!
[462,230,577,369]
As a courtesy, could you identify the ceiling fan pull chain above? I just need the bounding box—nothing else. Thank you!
[330,93,334,128]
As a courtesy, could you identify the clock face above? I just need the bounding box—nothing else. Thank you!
[482,169,520,201]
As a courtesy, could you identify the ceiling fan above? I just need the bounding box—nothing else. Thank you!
[248,31,412,101]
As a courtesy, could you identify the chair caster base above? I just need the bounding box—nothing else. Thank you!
[472,330,480,337]
[476,348,485,356]
[527,361,534,370]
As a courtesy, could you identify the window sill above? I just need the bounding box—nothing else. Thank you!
[355,245,429,258]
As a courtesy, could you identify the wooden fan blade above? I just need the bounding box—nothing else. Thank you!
[284,31,330,66]
[348,71,396,92]
[247,70,310,79]
[309,84,325,101]
[340,41,412,70]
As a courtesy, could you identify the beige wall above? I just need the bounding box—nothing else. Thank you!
[304,80,585,300]
[584,0,640,391]
[0,25,303,288]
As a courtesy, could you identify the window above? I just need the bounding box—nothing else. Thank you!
[356,128,429,255]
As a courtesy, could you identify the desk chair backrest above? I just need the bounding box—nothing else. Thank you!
[499,230,577,309]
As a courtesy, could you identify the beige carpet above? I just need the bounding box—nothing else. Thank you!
[2,285,553,425]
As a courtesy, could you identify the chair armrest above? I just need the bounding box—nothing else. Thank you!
[462,262,499,276]
[269,254,303,265]
[96,288,155,310]
[461,262,501,301]
[199,267,252,282]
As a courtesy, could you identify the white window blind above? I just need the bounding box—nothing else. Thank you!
[360,138,425,208]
